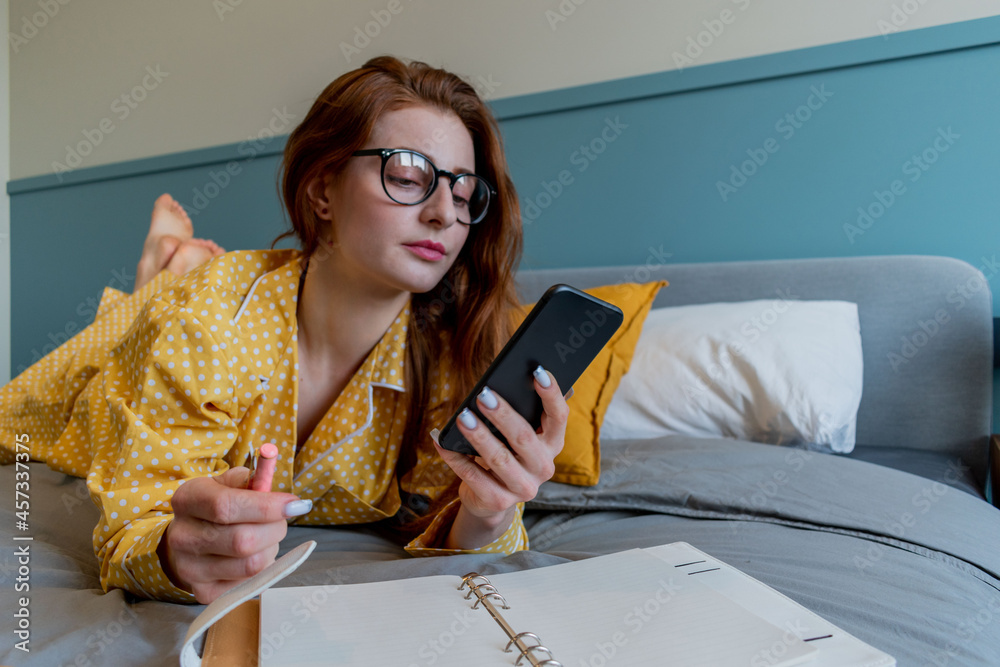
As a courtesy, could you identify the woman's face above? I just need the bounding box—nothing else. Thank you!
[310,104,476,298]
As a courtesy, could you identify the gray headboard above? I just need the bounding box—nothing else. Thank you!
[516,255,993,482]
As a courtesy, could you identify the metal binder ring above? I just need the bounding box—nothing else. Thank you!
[514,645,554,666]
[472,591,509,610]
[464,583,498,600]
[504,632,542,653]
[536,661,563,666]
[458,573,491,591]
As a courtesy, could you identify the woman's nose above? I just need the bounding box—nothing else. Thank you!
[420,179,459,227]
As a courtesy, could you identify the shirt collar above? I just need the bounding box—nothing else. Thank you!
[366,301,409,392]
[244,250,410,393]
[230,248,303,328]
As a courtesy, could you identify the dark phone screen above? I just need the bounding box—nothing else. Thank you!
[437,284,623,456]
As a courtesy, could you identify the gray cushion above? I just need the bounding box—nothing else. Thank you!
[516,255,992,483]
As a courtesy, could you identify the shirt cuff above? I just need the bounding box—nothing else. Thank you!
[102,516,198,604]
[404,500,528,556]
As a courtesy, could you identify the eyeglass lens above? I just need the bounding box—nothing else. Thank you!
[383,151,489,224]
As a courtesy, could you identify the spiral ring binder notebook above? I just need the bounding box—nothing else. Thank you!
[458,573,562,667]
[202,543,895,666]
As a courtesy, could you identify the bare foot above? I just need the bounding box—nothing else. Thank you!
[165,238,225,277]
[198,239,226,258]
[135,194,195,291]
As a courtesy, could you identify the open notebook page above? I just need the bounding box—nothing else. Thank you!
[259,549,817,666]
[645,543,895,667]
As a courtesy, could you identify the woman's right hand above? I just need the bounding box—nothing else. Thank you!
[156,467,312,604]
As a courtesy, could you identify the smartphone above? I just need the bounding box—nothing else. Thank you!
[436,284,624,456]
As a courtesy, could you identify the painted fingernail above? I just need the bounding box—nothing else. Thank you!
[458,408,478,429]
[283,499,313,517]
[533,365,552,388]
[478,386,499,410]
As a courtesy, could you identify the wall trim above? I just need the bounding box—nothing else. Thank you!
[8,13,1000,197]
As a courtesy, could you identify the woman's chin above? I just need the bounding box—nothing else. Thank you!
[397,266,455,295]
[406,278,447,296]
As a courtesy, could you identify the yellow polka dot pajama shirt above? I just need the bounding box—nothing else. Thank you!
[0,249,527,603]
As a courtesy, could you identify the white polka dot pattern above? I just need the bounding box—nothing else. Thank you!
[0,249,528,602]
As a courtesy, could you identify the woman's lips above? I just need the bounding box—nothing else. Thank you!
[404,243,445,261]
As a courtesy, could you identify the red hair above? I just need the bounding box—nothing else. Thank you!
[273,56,524,532]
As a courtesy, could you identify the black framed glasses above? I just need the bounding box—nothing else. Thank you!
[352,148,496,225]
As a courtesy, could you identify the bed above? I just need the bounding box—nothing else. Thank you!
[2,254,999,666]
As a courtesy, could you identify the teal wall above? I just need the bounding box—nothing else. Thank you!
[8,16,1000,418]
[494,18,999,272]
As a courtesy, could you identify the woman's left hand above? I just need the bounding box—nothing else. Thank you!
[432,367,570,546]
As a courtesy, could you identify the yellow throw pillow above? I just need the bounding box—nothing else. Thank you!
[514,280,668,486]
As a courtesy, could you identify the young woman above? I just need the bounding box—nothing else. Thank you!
[0,56,569,604]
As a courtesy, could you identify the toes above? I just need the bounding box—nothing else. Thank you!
[189,238,225,256]
[169,199,191,222]
[149,193,193,239]
[153,193,175,210]
[204,239,225,256]
[166,239,216,276]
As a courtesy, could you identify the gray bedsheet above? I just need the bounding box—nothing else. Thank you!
[1,436,998,666]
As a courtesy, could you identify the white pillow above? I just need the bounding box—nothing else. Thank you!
[600,299,863,453]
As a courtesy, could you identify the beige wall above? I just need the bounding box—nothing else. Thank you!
[8,0,1000,181]
[3,1,998,381]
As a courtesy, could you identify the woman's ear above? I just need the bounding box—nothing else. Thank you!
[305,172,334,221]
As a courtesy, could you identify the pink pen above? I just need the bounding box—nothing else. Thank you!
[248,443,278,492]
